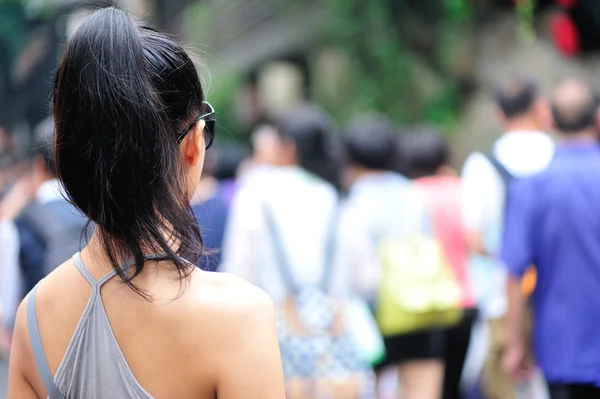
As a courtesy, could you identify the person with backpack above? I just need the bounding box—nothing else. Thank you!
[221,105,377,398]
[339,116,456,399]
[8,8,284,398]
[398,126,478,399]
[501,78,600,399]
[461,77,554,398]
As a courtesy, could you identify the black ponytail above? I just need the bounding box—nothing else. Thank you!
[52,7,205,296]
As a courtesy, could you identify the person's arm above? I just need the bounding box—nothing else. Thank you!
[504,274,528,377]
[0,219,22,332]
[499,179,536,379]
[461,153,494,256]
[214,287,285,398]
[8,296,42,399]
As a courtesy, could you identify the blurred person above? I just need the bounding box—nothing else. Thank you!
[221,105,374,398]
[191,149,230,271]
[339,116,449,399]
[251,123,281,167]
[212,141,248,207]
[8,8,284,399]
[461,77,554,399]
[221,106,341,286]
[0,165,32,220]
[399,127,478,399]
[0,155,12,196]
[501,78,600,399]
[0,167,35,336]
[0,125,12,158]
[0,157,32,356]
[19,118,88,275]
[0,118,90,337]
[232,124,279,188]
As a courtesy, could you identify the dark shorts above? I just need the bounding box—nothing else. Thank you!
[548,383,600,399]
[375,328,445,370]
[374,309,478,373]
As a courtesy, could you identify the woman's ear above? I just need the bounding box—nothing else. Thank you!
[182,119,206,167]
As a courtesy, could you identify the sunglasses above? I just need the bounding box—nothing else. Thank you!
[176,101,216,149]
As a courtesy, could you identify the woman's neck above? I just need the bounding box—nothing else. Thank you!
[191,176,219,205]
[82,224,181,279]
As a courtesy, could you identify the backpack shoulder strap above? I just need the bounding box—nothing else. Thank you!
[320,200,339,291]
[27,284,65,399]
[262,198,340,294]
[484,152,514,188]
[262,203,299,294]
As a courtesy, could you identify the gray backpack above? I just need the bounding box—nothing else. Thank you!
[19,199,90,275]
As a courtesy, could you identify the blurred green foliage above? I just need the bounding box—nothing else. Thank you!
[443,0,471,21]
[185,1,246,143]
[517,0,536,42]
[185,1,212,53]
[317,0,472,133]
[0,1,28,58]
[205,72,246,143]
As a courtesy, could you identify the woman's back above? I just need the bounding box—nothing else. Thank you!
[8,7,284,399]
[9,251,278,399]
[17,250,277,399]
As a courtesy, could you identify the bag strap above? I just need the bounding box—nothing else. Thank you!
[321,201,340,291]
[484,152,516,213]
[262,200,339,294]
[27,284,66,399]
[484,152,515,189]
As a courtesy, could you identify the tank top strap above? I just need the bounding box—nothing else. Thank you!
[97,253,172,286]
[27,284,66,399]
[70,253,172,288]
[72,252,97,286]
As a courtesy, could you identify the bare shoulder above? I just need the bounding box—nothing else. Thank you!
[184,271,282,387]
[187,270,274,320]
[9,265,78,399]
[177,270,279,374]
[31,259,89,312]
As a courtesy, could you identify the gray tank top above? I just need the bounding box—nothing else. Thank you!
[27,253,164,399]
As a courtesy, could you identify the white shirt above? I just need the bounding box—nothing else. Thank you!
[0,179,65,329]
[220,166,343,302]
[461,130,555,319]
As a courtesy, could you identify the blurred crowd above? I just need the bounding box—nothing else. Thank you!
[2,75,600,399]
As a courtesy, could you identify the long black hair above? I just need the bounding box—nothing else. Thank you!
[277,105,340,189]
[52,7,205,296]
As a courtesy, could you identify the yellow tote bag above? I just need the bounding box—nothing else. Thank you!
[375,233,463,337]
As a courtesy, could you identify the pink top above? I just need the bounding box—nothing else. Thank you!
[416,176,476,309]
